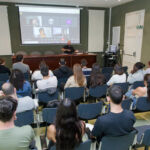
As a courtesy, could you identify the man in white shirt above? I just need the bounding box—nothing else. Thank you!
[1,83,38,113]
[36,64,57,90]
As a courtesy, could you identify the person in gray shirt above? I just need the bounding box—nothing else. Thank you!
[12,54,30,73]
[1,83,38,113]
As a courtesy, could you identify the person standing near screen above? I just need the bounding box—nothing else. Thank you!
[61,40,78,54]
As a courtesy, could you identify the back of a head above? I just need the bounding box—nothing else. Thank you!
[0,58,4,65]
[0,97,18,123]
[114,64,124,75]
[144,74,150,101]
[2,83,15,96]
[91,63,100,74]
[135,62,145,70]
[81,59,87,67]
[107,85,123,104]
[40,65,49,77]
[73,64,85,86]
[59,58,66,66]
[9,69,24,90]
[55,99,82,150]
[16,54,23,62]
[39,61,47,69]
[90,72,105,87]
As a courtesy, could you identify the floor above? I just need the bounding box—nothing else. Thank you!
[34,111,150,150]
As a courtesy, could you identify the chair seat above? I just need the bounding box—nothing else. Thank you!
[135,125,150,144]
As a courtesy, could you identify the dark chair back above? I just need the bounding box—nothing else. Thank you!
[135,97,150,112]
[0,73,9,82]
[103,73,111,82]
[42,108,57,124]
[100,130,137,150]
[122,66,128,73]
[24,72,30,81]
[42,108,57,137]
[142,129,150,146]
[38,90,58,103]
[114,82,129,94]
[15,110,34,127]
[133,81,144,89]
[50,139,91,150]
[65,87,84,101]
[89,85,107,98]
[78,101,103,121]
[17,91,32,97]
[58,77,68,88]
[122,99,132,110]
[102,67,113,75]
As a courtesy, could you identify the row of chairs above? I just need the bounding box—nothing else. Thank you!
[14,100,150,150]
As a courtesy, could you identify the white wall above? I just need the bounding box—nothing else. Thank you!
[0,6,12,55]
[88,10,105,52]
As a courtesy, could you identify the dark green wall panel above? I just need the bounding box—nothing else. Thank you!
[111,0,150,66]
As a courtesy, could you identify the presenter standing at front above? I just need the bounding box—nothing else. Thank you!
[61,40,79,54]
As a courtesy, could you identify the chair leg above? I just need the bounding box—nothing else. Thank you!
[145,146,149,150]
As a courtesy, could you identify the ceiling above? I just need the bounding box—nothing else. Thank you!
[0,0,134,8]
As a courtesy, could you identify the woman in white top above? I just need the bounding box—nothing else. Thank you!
[127,62,145,84]
[107,65,126,86]
[32,61,53,81]
[64,64,86,88]
[36,64,57,90]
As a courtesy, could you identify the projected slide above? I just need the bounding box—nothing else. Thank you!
[19,6,80,44]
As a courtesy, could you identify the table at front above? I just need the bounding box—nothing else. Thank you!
[12,53,97,71]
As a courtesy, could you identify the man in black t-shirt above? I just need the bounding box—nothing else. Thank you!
[61,40,78,54]
[92,85,136,142]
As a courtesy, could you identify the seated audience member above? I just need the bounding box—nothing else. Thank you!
[92,85,136,142]
[12,54,30,73]
[47,99,85,149]
[89,63,106,88]
[107,64,126,86]
[1,83,38,113]
[9,69,31,97]
[127,62,145,84]
[36,64,57,90]
[53,58,73,79]
[32,61,53,81]
[0,96,35,150]
[0,58,11,75]
[81,59,92,76]
[64,64,86,88]
[145,61,150,74]
[125,74,150,106]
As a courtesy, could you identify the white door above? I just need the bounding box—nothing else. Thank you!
[123,10,145,72]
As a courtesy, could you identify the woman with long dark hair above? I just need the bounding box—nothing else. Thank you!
[9,69,31,97]
[64,64,86,88]
[47,99,85,150]
[127,62,145,84]
[89,63,106,88]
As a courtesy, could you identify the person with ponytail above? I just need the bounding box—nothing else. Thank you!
[47,99,85,150]
[127,62,145,84]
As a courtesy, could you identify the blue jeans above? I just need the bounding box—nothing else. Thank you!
[125,89,137,108]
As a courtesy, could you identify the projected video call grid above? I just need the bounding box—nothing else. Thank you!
[20,12,80,44]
